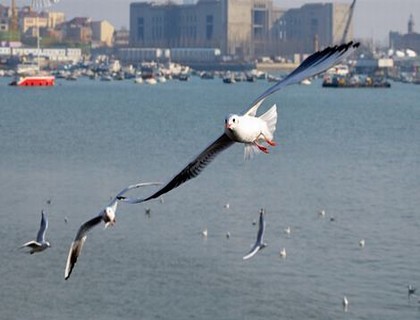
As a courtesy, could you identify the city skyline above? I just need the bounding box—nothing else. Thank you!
[13,0,420,45]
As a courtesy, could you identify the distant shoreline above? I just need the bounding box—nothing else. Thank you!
[256,62,299,73]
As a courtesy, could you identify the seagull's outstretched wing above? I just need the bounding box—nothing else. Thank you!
[120,134,234,204]
[64,215,103,280]
[114,182,163,200]
[242,243,261,260]
[245,41,360,115]
[109,181,162,208]
[36,210,48,243]
[20,240,40,248]
[243,211,266,260]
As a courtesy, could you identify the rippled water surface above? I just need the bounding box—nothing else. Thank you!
[0,76,419,319]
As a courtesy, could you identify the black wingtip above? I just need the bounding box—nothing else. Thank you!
[116,196,125,200]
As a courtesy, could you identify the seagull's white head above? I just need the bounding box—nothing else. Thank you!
[103,207,116,228]
[225,114,240,131]
[44,241,51,248]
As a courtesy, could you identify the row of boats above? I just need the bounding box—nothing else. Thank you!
[322,74,391,88]
[6,60,413,88]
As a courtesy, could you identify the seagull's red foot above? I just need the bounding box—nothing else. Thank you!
[266,139,276,147]
[255,143,269,154]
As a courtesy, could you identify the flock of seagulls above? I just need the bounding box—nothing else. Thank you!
[20,41,361,284]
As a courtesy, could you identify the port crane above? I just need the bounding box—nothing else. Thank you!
[341,0,356,43]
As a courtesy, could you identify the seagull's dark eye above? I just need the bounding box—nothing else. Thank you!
[232,118,236,123]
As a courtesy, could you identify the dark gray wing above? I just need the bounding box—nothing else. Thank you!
[256,210,266,244]
[64,215,103,280]
[245,41,360,116]
[120,133,234,204]
[36,210,48,243]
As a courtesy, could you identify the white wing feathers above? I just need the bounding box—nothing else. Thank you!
[245,41,360,114]
[243,210,266,260]
[36,210,48,243]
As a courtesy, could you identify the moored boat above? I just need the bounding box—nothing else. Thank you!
[9,75,55,87]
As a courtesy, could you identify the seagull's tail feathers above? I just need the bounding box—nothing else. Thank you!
[244,104,277,160]
[244,143,261,160]
[259,104,277,137]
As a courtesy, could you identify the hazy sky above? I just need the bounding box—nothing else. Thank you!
[16,0,420,44]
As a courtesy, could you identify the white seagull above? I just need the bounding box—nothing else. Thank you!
[243,209,267,260]
[64,182,161,280]
[343,296,349,311]
[21,210,51,254]
[119,42,360,205]
[279,248,287,258]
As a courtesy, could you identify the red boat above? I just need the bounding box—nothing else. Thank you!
[10,75,55,87]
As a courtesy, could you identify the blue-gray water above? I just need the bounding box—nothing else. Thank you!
[0,76,419,319]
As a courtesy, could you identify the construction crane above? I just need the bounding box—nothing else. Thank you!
[6,0,20,41]
[10,0,18,33]
[341,0,356,43]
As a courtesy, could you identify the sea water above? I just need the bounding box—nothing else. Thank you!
[0,76,419,319]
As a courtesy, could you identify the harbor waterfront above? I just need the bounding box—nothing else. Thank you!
[0,76,419,319]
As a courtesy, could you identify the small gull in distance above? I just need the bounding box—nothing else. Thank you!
[343,296,349,311]
[21,210,51,254]
[64,181,161,280]
[118,42,360,205]
[243,209,267,260]
[359,239,365,248]
[145,208,151,217]
[408,285,416,298]
[201,228,208,238]
[279,248,287,258]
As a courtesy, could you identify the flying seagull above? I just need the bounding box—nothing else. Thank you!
[118,41,360,205]
[64,182,160,280]
[21,210,51,254]
[243,208,267,260]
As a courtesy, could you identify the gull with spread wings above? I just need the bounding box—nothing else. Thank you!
[118,42,360,205]
[243,208,267,260]
[64,182,160,280]
[21,210,51,254]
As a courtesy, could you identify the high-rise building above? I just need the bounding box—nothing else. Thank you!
[91,20,115,47]
[129,0,353,59]
[273,3,353,55]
